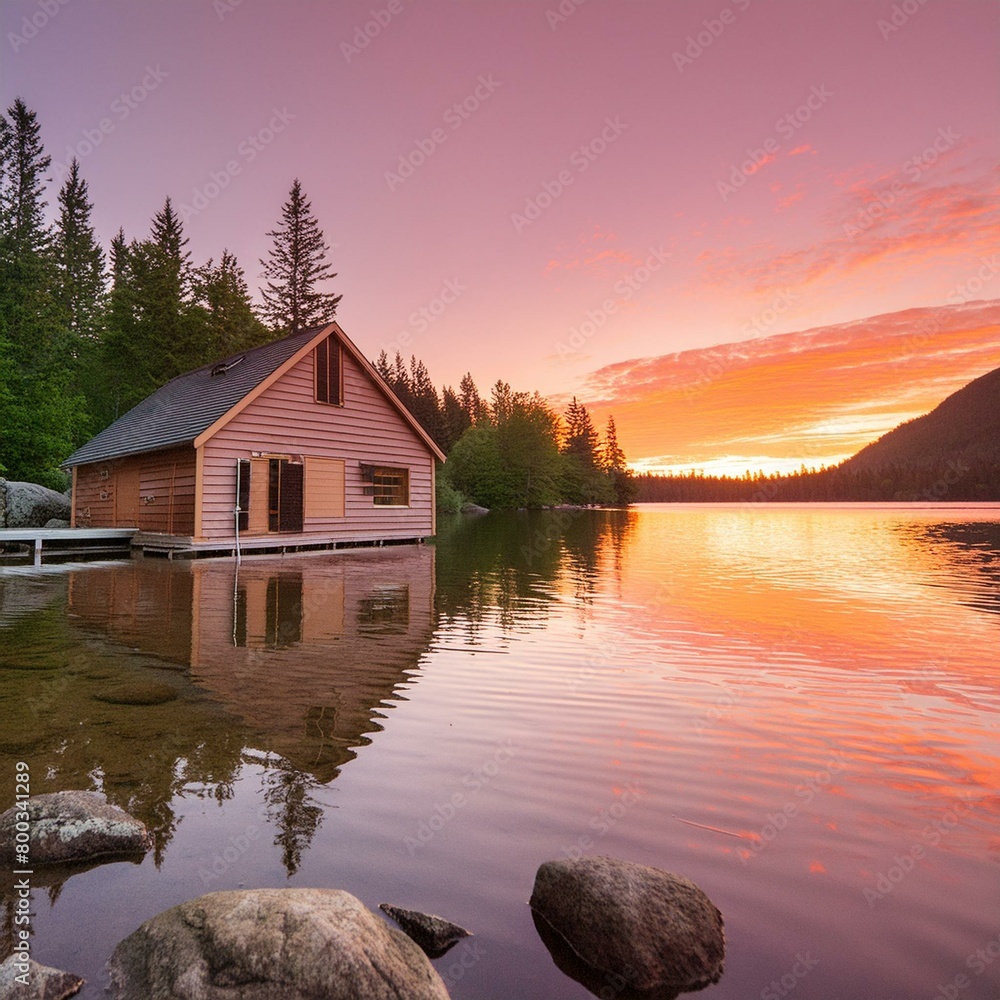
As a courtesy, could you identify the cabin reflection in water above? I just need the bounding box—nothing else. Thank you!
[68,546,435,783]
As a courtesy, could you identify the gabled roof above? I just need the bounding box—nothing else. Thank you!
[62,322,446,468]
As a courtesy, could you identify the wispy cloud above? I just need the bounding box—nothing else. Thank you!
[570,300,1000,476]
[696,152,1000,294]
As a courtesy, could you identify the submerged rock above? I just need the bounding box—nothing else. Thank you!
[0,954,84,999]
[0,790,153,865]
[108,888,452,1000]
[529,856,725,997]
[93,682,178,706]
[379,903,472,958]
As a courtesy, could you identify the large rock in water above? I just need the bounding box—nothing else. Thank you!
[0,480,71,529]
[379,902,472,958]
[0,791,152,865]
[529,856,725,998]
[108,888,452,1000]
[0,954,84,999]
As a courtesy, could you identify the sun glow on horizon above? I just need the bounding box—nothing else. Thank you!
[584,301,1000,476]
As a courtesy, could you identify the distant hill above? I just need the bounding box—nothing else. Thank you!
[633,365,1000,502]
[842,366,1000,472]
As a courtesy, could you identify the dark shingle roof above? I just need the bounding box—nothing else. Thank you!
[62,327,324,468]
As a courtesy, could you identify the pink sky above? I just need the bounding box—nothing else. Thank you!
[5,0,999,472]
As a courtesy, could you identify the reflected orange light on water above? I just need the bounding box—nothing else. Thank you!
[538,505,1000,892]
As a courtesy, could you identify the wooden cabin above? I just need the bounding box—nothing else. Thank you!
[61,322,446,555]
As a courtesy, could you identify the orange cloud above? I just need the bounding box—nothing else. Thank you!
[571,300,1000,475]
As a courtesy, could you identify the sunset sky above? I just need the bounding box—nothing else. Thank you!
[4,0,999,474]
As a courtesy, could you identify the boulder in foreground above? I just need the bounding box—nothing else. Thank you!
[530,856,724,997]
[0,480,71,529]
[108,888,451,1000]
[0,790,152,865]
[0,954,83,1000]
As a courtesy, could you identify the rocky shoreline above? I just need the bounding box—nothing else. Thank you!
[0,791,725,1000]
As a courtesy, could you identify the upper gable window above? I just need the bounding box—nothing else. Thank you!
[315,335,343,405]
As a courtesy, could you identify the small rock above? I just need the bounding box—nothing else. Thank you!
[93,682,178,706]
[43,518,71,529]
[0,954,84,999]
[108,888,451,1000]
[0,790,153,865]
[529,856,725,996]
[379,903,472,958]
[460,502,490,515]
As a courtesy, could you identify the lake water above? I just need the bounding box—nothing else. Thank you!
[1,504,999,999]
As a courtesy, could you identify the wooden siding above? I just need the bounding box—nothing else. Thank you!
[73,446,195,531]
[200,346,435,541]
[139,448,196,535]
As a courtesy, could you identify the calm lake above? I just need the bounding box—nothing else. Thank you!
[2,504,999,999]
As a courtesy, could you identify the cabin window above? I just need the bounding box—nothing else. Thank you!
[372,466,409,506]
[315,335,343,405]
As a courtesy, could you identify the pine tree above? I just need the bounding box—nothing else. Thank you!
[0,97,51,271]
[560,398,610,505]
[150,196,191,284]
[601,414,636,505]
[191,250,268,361]
[562,397,600,467]
[458,372,483,426]
[54,158,106,346]
[99,200,199,418]
[440,385,470,452]
[407,355,444,447]
[97,229,139,424]
[387,351,412,410]
[490,380,514,425]
[0,98,86,485]
[601,414,627,473]
[259,179,341,334]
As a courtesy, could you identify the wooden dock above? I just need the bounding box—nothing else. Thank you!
[0,528,137,566]
[0,528,428,565]
[131,531,427,560]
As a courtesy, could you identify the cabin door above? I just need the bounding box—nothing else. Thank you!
[115,465,141,526]
[269,458,304,533]
[237,457,303,534]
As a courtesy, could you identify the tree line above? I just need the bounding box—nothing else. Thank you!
[373,351,635,509]
[633,460,1000,503]
[0,96,635,509]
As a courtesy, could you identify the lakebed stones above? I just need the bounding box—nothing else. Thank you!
[108,888,452,1000]
[0,480,71,529]
[0,954,84,1000]
[529,856,725,998]
[93,681,179,706]
[0,790,153,866]
[379,903,472,958]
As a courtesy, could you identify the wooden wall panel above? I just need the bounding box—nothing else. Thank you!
[305,457,345,519]
[138,447,197,535]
